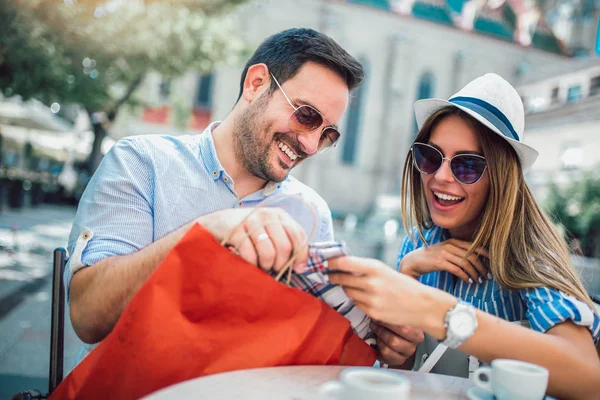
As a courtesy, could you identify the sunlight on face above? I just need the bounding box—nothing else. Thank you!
[262,62,349,181]
[234,62,349,183]
[421,115,490,239]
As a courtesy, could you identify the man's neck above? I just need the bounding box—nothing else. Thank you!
[211,116,268,199]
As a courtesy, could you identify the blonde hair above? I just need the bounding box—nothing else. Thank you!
[401,106,595,311]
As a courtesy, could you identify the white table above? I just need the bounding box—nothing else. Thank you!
[144,365,475,399]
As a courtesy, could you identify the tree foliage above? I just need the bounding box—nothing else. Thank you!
[0,0,248,170]
[546,171,600,258]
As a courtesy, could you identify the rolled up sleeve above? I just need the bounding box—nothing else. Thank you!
[64,137,154,301]
[520,286,600,344]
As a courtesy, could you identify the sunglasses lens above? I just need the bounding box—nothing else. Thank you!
[290,105,323,133]
[451,155,487,184]
[413,144,442,174]
[318,127,340,153]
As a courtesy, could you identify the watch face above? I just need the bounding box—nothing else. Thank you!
[449,310,475,339]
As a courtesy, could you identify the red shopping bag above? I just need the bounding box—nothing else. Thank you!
[51,224,376,399]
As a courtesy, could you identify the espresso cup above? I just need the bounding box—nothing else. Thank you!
[318,367,411,400]
[473,359,549,400]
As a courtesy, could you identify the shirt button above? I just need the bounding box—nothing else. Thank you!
[224,177,229,182]
[212,171,218,177]
[238,202,243,207]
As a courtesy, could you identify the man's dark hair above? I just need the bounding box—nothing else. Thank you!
[238,28,364,100]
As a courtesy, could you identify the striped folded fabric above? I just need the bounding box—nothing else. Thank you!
[272,242,376,346]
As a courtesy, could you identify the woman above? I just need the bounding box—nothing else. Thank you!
[329,73,600,399]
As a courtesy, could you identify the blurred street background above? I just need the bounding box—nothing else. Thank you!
[1,0,599,397]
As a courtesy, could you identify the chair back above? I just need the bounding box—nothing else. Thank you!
[49,248,67,394]
[12,248,67,400]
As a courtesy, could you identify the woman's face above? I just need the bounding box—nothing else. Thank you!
[421,115,490,239]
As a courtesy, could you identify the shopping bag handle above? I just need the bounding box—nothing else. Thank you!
[219,194,318,285]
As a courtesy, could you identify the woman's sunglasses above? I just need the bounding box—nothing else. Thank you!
[270,73,340,153]
[411,142,487,185]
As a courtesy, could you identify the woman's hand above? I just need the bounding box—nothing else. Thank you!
[328,256,453,328]
[400,239,490,284]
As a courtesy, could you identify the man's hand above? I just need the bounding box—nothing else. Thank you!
[199,207,308,273]
[371,321,424,369]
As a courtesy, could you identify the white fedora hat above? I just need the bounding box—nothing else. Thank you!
[414,73,539,171]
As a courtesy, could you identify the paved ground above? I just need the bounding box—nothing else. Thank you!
[0,205,83,399]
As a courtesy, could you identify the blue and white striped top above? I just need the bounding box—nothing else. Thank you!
[396,225,600,344]
[65,122,334,364]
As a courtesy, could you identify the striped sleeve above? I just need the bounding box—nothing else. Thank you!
[395,235,415,271]
[64,137,155,300]
[520,287,600,344]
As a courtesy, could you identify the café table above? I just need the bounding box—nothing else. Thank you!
[144,365,476,399]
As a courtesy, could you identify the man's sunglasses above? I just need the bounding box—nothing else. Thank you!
[270,73,340,153]
[411,142,487,185]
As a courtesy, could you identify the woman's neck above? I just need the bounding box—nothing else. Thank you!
[447,224,477,241]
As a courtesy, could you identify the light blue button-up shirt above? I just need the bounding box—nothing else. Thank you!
[65,122,334,364]
[396,225,600,344]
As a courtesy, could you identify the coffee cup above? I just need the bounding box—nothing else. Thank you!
[473,359,549,400]
[318,367,411,400]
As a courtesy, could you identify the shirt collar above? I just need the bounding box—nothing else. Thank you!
[199,121,289,193]
[199,121,225,181]
[263,181,281,196]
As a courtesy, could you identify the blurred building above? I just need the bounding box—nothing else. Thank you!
[535,0,600,57]
[113,0,575,218]
[519,58,600,200]
[0,98,118,207]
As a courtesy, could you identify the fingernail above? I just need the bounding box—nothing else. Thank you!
[468,278,473,284]
[487,272,493,280]
[478,277,483,284]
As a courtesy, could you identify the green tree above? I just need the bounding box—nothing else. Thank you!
[0,0,248,172]
[546,171,600,258]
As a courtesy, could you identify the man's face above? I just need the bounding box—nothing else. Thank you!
[233,62,349,182]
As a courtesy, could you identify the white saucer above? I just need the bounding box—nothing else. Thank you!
[466,386,494,400]
[466,386,557,400]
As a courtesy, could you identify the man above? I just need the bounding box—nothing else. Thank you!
[66,28,421,367]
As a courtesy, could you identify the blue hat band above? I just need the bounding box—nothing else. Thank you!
[449,96,519,142]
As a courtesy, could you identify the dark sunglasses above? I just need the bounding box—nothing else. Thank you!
[411,142,487,185]
[271,73,340,153]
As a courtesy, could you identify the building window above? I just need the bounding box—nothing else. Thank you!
[566,85,582,103]
[596,19,600,55]
[4,150,17,167]
[413,72,435,135]
[341,59,369,165]
[529,96,547,112]
[347,0,390,10]
[550,87,559,105]
[158,78,171,102]
[590,76,600,97]
[195,72,214,109]
[560,143,583,170]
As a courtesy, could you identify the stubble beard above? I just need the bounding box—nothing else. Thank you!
[232,96,286,183]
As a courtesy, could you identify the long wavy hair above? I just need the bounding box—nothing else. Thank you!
[401,106,595,310]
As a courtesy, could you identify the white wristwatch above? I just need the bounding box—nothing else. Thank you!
[441,301,478,349]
